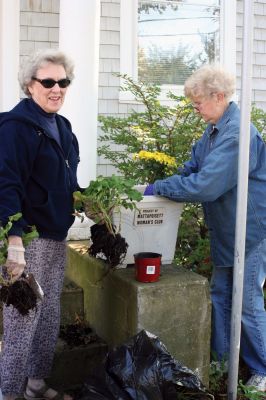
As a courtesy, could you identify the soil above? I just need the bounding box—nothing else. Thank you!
[0,279,37,315]
[89,223,128,267]
[59,321,101,348]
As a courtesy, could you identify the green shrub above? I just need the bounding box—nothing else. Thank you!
[98,74,206,183]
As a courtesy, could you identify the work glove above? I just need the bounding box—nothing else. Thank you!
[5,244,26,282]
[144,184,154,195]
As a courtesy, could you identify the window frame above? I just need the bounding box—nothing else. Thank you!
[119,0,236,103]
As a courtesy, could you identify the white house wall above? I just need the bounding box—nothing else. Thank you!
[20,0,60,63]
[0,0,20,110]
[252,0,266,109]
[236,0,266,109]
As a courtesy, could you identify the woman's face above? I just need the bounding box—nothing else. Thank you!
[28,62,69,113]
[191,93,227,124]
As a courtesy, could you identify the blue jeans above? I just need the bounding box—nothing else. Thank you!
[210,239,266,375]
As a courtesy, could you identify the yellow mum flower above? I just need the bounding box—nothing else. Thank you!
[134,150,177,168]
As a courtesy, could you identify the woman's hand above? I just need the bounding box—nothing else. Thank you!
[6,236,26,281]
[144,184,154,195]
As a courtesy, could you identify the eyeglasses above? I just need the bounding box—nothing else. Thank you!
[191,100,205,109]
[191,93,216,109]
[31,77,71,89]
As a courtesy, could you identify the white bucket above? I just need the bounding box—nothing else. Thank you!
[112,192,183,266]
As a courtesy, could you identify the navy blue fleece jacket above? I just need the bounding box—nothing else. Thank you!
[0,98,80,240]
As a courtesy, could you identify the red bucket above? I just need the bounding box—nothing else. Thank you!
[134,252,162,283]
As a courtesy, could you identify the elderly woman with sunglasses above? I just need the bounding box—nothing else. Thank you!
[0,49,80,400]
[145,64,266,393]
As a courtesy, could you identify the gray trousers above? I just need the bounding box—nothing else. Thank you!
[0,238,66,396]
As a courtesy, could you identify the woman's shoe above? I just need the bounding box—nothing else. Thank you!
[24,383,71,400]
[245,374,266,392]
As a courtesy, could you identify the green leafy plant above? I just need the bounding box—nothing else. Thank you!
[0,213,39,266]
[237,380,265,400]
[0,213,39,315]
[209,356,265,399]
[74,175,143,236]
[251,105,266,141]
[74,175,143,267]
[209,357,228,395]
[98,73,206,184]
[174,204,212,278]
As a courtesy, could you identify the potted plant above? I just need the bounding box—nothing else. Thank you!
[73,175,143,267]
[98,74,206,265]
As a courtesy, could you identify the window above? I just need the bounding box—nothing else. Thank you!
[138,0,220,85]
[120,0,236,101]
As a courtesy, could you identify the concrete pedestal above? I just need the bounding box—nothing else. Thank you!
[66,241,211,385]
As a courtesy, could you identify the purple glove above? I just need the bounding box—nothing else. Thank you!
[144,184,154,195]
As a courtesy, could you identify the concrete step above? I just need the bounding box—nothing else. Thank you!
[48,336,108,390]
[0,333,108,393]
[60,277,84,325]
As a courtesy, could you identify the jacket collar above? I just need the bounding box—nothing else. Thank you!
[11,98,74,155]
[206,101,238,137]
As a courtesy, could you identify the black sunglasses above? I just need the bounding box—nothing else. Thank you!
[32,77,71,88]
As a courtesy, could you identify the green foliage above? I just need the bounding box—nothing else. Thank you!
[73,175,143,236]
[238,380,266,400]
[21,229,39,247]
[175,204,212,278]
[209,362,265,399]
[209,358,228,395]
[0,213,21,265]
[98,74,205,184]
[0,213,39,265]
[251,105,266,141]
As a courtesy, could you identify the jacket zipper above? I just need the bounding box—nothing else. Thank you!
[42,130,72,187]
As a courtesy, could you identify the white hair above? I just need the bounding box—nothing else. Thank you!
[184,64,236,100]
[18,48,75,96]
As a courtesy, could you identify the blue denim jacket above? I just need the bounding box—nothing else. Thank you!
[154,101,266,266]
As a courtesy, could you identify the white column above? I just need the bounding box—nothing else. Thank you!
[0,0,20,111]
[221,0,236,75]
[59,0,100,187]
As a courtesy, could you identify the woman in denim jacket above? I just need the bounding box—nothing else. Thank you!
[145,64,266,392]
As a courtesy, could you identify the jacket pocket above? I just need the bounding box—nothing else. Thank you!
[27,190,74,234]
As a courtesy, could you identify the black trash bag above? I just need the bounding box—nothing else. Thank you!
[77,375,131,400]
[77,330,213,400]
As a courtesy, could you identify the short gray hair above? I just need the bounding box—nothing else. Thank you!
[184,64,235,100]
[18,48,75,96]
